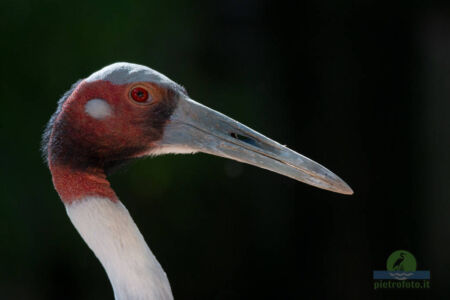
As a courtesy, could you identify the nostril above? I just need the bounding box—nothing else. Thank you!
[230,132,258,147]
[230,131,281,154]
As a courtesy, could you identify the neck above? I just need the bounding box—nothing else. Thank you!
[50,163,118,204]
[51,165,173,300]
[66,197,173,300]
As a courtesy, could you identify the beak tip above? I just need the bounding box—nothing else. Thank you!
[342,188,354,195]
[337,182,354,195]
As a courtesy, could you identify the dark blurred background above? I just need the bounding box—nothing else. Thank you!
[1,0,449,299]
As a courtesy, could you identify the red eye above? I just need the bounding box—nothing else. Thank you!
[130,87,150,103]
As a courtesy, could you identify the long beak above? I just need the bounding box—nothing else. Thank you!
[153,97,353,195]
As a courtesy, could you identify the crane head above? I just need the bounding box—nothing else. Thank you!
[42,62,352,200]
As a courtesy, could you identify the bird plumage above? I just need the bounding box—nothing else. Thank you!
[67,197,173,300]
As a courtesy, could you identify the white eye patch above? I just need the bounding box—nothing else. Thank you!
[85,99,113,119]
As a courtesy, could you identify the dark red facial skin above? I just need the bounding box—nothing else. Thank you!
[46,80,179,204]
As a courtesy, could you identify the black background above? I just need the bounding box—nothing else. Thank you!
[0,0,448,299]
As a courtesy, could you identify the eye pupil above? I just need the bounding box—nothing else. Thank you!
[131,87,149,103]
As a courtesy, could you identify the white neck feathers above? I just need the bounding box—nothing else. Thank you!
[66,197,173,300]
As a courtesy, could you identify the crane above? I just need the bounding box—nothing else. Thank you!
[393,253,406,271]
[42,62,353,300]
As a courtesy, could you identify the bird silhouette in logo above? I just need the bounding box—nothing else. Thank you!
[392,253,406,271]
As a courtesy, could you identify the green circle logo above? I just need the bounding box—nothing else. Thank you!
[386,250,416,271]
